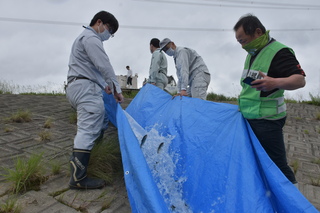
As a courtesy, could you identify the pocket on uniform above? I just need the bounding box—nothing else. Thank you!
[79,102,105,135]
[193,72,209,88]
[82,102,104,115]
[83,105,96,114]
[193,80,208,88]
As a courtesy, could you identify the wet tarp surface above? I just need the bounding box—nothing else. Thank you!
[103,84,318,213]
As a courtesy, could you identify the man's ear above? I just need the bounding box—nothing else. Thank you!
[256,28,263,36]
[171,42,176,50]
[97,19,102,25]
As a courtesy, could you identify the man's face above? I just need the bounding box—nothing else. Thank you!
[235,26,260,47]
[162,42,172,52]
[150,44,153,53]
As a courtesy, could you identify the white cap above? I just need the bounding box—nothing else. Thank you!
[159,38,172,51]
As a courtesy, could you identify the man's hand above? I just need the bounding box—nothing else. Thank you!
[250,72,275,92]
[108,83,124,103]
[105,86,112,94]
[251,72,305,92]
[172,90,188,99]
[114,92,124,103]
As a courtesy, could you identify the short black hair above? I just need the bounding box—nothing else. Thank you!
[233,14,266,36]
[126,66,130,69]
[89,11,119,34]
[150,38,160,48]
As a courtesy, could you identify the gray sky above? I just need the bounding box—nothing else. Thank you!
[0,0,319,100]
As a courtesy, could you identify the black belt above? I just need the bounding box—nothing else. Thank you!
[67,76,90,84]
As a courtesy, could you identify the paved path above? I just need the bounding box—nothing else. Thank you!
[0,94,319,212]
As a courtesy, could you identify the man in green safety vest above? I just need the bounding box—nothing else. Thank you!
[233,14,306,186]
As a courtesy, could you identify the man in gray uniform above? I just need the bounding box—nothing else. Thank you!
[160,38,211,100]
[66,11,123,189]
[145,38,168,90]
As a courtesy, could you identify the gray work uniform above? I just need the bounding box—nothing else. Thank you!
[147,48,168,90]
[66,27,121,150]
[173,47,211,100]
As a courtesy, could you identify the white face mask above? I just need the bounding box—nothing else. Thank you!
[165,48,175,56]
[98,24,111,41]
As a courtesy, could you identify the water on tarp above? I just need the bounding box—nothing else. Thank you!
[124,111,192,213]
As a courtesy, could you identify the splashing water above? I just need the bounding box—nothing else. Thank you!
[124,111,192,212]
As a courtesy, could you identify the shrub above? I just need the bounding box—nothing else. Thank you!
[1,153,47,194]
[206,92,237,102]
[122,90,139,98]
[312,158,320,165]
[290,160,299,175]
[38,130,52,141]
[0,198,21,213]
[310,177,320,187]
[88,136,123,184]
[8,110,32,123]
[306,93,320,106]
[43,117,53,128]
[50,161,61,175]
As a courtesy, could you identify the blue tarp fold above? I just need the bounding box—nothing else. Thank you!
[103,84,318,213]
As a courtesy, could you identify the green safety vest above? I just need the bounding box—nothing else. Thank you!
[239,41,293,120]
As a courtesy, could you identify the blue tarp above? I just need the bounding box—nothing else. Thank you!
[103,84,318,213]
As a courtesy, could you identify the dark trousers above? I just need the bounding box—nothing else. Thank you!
[127,77,132,85]
[248,117,297,183]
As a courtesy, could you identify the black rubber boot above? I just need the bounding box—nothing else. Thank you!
[69,149,106,189]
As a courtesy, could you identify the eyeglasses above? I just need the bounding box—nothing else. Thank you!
[105,23,114,37]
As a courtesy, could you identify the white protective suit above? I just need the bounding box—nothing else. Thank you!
[173,47,211,99]
[66,26,121,150]
[147,48,168,90]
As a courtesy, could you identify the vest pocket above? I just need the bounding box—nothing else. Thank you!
[239,99,261,119]
[259,98,278,118]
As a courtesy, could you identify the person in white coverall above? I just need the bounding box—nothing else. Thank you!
[159,38,211,100]
[145,38,168,90]
[66,11,123,190]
